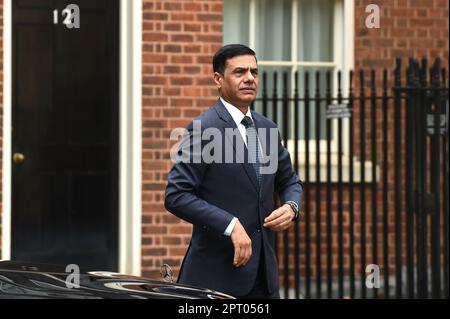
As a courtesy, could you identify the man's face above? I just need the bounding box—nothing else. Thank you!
[214,54,259,109]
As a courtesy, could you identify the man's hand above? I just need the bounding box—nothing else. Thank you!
[230,220,252,267]
[263,204,295,232]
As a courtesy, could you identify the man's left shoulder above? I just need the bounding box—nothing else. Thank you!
[251,111,278,128]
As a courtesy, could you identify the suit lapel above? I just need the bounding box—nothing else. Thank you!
[251,113,271,194]
[213,100,259,193]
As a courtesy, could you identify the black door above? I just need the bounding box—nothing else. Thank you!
[11,0,119,271]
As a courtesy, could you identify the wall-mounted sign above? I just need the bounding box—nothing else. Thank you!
[325,104,352,119]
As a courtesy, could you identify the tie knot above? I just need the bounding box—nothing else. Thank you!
[241,116,254,128]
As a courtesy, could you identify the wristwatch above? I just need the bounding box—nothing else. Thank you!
[285,201,300,221]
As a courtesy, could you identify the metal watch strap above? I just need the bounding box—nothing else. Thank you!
[285,201,299,221]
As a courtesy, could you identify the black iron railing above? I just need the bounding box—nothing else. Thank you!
[251,57,449,299]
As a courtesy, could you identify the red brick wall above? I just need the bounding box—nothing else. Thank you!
[355,0,448,70]
[141,0,224,278]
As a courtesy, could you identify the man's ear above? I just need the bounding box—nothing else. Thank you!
[213,72,223,89]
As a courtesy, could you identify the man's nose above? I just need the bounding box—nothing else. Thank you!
[244,70,255,82]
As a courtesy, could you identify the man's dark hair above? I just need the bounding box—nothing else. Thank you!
[212,44,257,75]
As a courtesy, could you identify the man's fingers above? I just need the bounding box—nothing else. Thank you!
[232,238,252,267]
[265,214,293,231]
[241,240,252,266]
[264,207,283,223]
[269,219,293,232]
[235,245,249,267]
[264,214,288,227]
[237,245,246,267]
[236,247,245,267]
[264,210,291,228]
[243,245,252,266]
[264,204,294,225]
[233,246,241,266]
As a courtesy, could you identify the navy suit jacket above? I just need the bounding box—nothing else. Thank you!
[164,99,303,296]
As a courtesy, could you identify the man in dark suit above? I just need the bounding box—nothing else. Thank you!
[165,44,303,299]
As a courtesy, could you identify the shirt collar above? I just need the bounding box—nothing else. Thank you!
[220,97,252,127]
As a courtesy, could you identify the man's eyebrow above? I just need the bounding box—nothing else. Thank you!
[232,66,259,72]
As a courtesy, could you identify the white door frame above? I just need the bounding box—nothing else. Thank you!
[2,0,142,276]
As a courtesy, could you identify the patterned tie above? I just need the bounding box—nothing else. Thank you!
[241,116,262,186]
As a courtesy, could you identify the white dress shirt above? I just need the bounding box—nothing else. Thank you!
[220,97,253,236]
[220,97,252,146]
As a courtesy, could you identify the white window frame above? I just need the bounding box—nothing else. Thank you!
[244,0,374,182]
